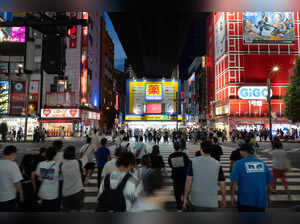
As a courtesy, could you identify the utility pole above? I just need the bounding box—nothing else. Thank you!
[24,73,30,142]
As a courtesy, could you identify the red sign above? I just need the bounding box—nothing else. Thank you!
[69,12,77,48]
[41,109,80,118]
[146,104,162,114]
[80,12,88,104]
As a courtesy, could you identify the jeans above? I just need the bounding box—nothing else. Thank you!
[173,177,186,210]
[0,199,17,212]
[238,203,265,212]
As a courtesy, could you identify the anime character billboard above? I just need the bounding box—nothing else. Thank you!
[243,12,295,44]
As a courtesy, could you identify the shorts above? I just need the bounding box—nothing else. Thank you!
[84,162,95,170]
[62,190,84,211]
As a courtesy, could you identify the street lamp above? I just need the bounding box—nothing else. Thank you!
[267,66,279,141]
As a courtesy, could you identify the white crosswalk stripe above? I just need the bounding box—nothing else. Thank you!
[83,142,300,210]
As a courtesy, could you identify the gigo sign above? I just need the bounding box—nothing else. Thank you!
[238,86,272,100]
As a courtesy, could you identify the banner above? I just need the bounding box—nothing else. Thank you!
[0,81,9,114]
[41,109,80,118]
[215,13,225,60]
[243,12,295,44]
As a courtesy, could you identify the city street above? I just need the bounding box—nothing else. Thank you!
[3,138,299,212]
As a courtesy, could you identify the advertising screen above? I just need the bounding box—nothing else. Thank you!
[0,81,9,114]
[243,12,295,44]
[215,13,226,60]
[146,104,162,114]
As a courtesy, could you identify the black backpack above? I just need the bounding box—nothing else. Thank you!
[96,173,131,212]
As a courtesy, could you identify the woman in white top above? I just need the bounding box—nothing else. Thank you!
[270,137,291,199]
[60,145,93,212]
[34,147,60,212]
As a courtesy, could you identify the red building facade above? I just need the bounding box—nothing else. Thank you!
[206,12,299,134]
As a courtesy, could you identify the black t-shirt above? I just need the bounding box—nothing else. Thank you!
[210,144,223,161]
[230,150,242,162]
[150,155,165,169]
[168,151,190,179]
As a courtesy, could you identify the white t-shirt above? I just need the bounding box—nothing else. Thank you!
[97,170,142,211]
[60,157,88,197]
[131,142,148,159]
[36,161,59,200]
[54,151,64,165]
[80,144,94,163]
[121,141,132,152]
[0,159,23,202]
[270,149,287,170]
[101,158,118,178]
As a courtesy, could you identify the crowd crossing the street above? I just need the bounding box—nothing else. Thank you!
[1,128,300,212]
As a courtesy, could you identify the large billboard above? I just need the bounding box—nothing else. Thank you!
[243,12,295,44]
[215,13,226,60]
[0,81,9,114]
[127,79,180,120]
[0,13,25,43]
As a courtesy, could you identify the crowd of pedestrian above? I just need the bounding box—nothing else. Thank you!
[0,127,295,213]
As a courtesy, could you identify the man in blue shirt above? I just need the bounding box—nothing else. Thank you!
[95,138,111,188]
[230,143,273,212]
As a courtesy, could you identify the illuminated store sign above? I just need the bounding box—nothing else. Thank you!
[41,109,80,118]
[238,86,272,100]
[145,83,163,101]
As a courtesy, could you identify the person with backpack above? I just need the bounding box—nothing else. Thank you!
[95,138,111,189]
[120,136,132,152]
[59,146,92,212]
[34,147,60,212]
[96,152,142,212]
[80,137,96,186]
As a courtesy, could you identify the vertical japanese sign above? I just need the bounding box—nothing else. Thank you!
[69,12,77,48]
[80,12,88,104]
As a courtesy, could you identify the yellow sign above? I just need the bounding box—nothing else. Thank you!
[128,79,179,114]
[125,115,182,121]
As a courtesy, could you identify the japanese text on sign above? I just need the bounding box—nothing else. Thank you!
[145,83,163,101]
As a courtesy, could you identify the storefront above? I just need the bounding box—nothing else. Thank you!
[40,108,100,137]
[0,116,39,138]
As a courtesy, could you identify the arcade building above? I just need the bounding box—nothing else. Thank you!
[206,12,300,135]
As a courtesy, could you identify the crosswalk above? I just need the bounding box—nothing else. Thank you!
[83,142,300,211]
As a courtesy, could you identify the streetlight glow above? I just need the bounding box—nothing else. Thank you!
[272,66,279,72]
